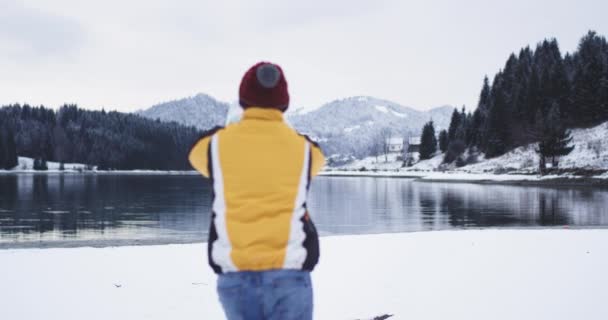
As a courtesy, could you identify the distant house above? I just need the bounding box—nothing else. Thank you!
[407,137,421,153]
[404,136,421,166]
[386,137,404,153]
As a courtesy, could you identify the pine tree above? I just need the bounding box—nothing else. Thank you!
[537,105,574,173]
[438,130,448,153]
[469,77,491,148]
[478,76,491,112]
[0,127,6,169]
[483,76,511,158]
[571,31,608,126]
[5,127,18,169]
[447,109,462,144]
[550,59,572,121]
[34,158,49,171]
[419,121,437,160]
[524,66,542,127]
[468,109,484,147]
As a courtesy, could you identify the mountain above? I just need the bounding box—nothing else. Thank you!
[286,96,454,161]
[138,94,454,162]
[137,93,229,130]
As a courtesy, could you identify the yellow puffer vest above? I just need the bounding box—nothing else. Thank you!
[189,107,325,274]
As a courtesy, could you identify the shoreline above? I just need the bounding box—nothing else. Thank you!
[0,237,205,250]
[3,226,608,250]
[320,171,608,187]
[2,170,607,187]
[0,170,200,175]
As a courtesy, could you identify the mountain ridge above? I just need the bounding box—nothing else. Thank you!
[137,93,229,130]
[137,93,454,160]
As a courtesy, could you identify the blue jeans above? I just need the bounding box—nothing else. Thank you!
[216,270,313,320]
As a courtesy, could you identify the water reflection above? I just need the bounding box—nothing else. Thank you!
[1,175,607,246]
[308,177,608,235]
[0,174,212,243]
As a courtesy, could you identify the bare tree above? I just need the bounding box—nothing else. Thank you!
[370,134,382,163]
[379,128,392,162]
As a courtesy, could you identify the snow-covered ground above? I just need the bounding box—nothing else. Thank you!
[326,121,608,182]
[336,153,405,171]
[0,157,197,175]
[7,156,93,172]
[1,230,606,320]
[459,122,608,173]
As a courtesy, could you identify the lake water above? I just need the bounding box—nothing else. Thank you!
[1,174,607,248]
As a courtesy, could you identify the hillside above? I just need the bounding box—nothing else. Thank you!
[331,120,608,175]
[456,122,608,174]
[137,93,229,131]
[287,96,453,160]
[0,104,202,171]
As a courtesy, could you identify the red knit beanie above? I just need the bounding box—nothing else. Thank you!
[239,62,289,112]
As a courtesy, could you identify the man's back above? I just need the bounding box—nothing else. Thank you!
[189,107,323,274]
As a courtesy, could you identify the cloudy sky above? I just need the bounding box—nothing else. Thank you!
[1,0,607,112]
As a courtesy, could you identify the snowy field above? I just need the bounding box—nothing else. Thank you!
[326,120,608,182]
[1,230,606,320]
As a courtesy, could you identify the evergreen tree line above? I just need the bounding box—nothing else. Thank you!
[0,123,18,169]
[418,31,607,168]
[0,104,204,170]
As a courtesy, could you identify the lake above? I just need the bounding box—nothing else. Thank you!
[1,174,607,248]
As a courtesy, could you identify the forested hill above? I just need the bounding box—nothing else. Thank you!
[0,104,203,170]
[436,30,608,165]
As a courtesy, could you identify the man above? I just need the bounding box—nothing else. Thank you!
[189,62,325,320]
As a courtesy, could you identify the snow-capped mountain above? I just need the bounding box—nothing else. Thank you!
[137,93,229,130]
[137,94,453,161]
[287,96,454,160]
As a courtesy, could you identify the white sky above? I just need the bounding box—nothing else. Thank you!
[1,0,607,112]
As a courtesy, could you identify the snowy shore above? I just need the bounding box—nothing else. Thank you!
[320,170,608,186]
[4,155,607,186]
[0,169,199,175]
[4,167,607,186]
[1,230,607,320]
[0,157,199,175]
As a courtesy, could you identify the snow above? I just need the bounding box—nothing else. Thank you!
[336,153,404,171]
[343,125,361,133]
[138,93,228,131]
[1,230,606,320]
[3,157,94,172]
[0,157,198,175]
[390,110,408,118]
[406,154,444,171]
[417,172,538,181]
[375,105,389,113]
[556,122,608,169]
[459,122,608,174]
[373,105,407,118]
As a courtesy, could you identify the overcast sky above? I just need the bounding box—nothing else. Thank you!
[1,0,607,112]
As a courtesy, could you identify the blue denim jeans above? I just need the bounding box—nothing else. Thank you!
[216,269,313,320]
